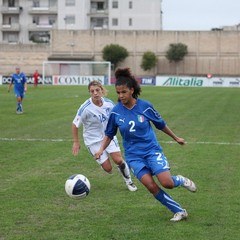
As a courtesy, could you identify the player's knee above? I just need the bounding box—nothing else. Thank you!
[146,182,160,194]
[101,165,112,173]
[161,179,174,189]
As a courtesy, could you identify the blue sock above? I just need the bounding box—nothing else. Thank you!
[16,102,20,111]
[154,189,184,213]
[172,176,184,187]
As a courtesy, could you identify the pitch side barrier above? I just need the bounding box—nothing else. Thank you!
[0,75,156,86]
[1,76,52,85]
[1,75,239,87]
[156,76,240,87]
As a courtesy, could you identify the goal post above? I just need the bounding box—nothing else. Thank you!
[42,61,111,85]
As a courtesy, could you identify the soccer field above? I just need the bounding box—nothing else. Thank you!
[0,85,239,240]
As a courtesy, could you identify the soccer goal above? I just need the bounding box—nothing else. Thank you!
[42,61,111,85]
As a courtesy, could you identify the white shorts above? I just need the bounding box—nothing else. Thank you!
[87,137,120,165]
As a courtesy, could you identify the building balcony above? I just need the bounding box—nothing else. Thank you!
[1,23,20,31]
[87,9,108,17]
[0,6,22,14]
[91,0,108,2]
[91,25,109,30]
[28,23,57,31]
[28,6,57,15]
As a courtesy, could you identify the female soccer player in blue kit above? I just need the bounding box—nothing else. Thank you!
[8,67,27,114]
[95,68,197,222]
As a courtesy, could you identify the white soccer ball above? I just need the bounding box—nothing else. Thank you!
[65,174,91,199]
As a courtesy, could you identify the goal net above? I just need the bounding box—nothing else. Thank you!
[42,61,111,85]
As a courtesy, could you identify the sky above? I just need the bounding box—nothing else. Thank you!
[162,0,240,31]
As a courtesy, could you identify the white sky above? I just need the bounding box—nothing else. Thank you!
[162,0,240,31]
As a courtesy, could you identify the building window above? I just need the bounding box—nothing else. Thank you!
[8,33,18,43]
[112,18,118,26]
[66,0,75,6]
[49,16,56,25]
[112,1,118,9]
[8,0,15,7]
[64,15,75,24]
[33,16,39,25]
[97,2,104,10]
[129,1,132,9]
[33,0,40,7]
[129,18,132,26]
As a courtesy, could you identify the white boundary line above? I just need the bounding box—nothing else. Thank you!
[0,137,68,142]
[0,138,239,146]
[161,140,240,146]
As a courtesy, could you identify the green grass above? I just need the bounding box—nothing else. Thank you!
[0,85,239,240]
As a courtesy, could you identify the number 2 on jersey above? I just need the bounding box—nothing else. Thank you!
[129,120,136,132]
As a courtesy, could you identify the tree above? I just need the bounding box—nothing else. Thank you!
[140,51,158,72]
[102,44,128,69]
[165,43,188,75]
[165,43,188,63]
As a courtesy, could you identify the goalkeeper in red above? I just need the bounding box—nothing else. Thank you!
[95,68,197,222]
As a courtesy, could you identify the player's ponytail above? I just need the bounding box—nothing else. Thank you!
[115,68,141,99]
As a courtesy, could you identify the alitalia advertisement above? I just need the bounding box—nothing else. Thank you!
[156,76,240,87]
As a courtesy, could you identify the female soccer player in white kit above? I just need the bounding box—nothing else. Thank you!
[72,80,137,192]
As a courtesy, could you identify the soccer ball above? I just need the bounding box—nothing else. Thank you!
[65,174,91,199]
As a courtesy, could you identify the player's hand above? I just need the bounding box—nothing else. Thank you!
[95,150,102,160]
[175,137,185,145]
[72,142,80,156]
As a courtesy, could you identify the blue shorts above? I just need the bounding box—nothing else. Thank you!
[14,90,24,98]
[126,151,170,181]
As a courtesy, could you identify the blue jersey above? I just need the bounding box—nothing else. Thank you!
[11,72,27,93]
[105,99,166,157]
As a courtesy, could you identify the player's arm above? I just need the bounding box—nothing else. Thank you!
[95,136,112,159]
[8,82,13,92]
[8,77,14,92]
[23,74,27,92]
[24,82,27,92]
[161,125,185,145]
[95,112,117,159]
[72,123,81,156]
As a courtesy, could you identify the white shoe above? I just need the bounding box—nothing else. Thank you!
[126,182,137,192]
[177,175,197,192]
[170,209,188,222]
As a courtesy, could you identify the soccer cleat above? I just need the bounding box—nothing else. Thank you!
[170,209,188,222]
[126,182,137,192]
[177,175,197,192]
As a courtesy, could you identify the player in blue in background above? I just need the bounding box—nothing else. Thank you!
[95,68,197,222]
[8,67,27,114]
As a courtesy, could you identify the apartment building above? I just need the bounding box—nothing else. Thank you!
[0,0,162,44]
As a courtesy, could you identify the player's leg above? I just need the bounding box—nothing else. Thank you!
[156,168,197,192]
[140,171,187,222]
[107,138,137,191]
[150,151,197,192]
[172,175,197,192]
[87,144,113,173]
[99,158,113,173]
[109,151,137,191]
[15,94,23,114]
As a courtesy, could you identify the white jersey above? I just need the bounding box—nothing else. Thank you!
[73,97,116,146]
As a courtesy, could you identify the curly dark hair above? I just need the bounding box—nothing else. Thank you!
[114,68,141,99]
